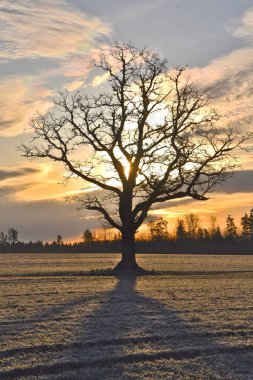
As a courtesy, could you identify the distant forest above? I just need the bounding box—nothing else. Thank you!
[1,210,253,254]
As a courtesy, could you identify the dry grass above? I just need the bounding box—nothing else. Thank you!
[0,254,252,379]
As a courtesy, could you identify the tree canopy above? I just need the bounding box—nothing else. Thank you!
[20,43,251,271]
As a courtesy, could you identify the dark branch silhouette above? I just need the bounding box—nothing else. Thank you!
[20,43,251,272]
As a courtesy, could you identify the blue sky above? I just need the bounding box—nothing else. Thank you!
[1,0,253,241]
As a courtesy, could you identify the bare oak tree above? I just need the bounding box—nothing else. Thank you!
[20,43,250,272]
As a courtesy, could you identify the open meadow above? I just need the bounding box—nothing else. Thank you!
[0,253,253,379]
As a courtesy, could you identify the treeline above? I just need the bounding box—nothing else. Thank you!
[1,210,253,254]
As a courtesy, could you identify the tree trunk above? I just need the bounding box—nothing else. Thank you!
[114,188,145,274]
[113,227,142,273]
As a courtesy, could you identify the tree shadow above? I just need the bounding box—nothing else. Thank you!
[68,275,253,379]
[1,275,252,379]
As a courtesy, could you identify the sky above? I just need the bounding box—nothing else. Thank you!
[1,0,253,241]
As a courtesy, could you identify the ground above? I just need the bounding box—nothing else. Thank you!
[0,253,253,379]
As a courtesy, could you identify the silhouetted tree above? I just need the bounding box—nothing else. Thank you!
[209,216,223,240]
[175,219,186,240]
[83,229,93,244]
[212,225,223,240]
[241,209,253,239]
[0,232,7,245]
[149,217,168,240]
[225,215,237,239]
[56,234,63,245]
[203,228,210,240]
[241,213,250,238]
[249,209,253,236]
[209,216,217,238]
[185,213,200,239]
[7,228,18,243]
[20,43,251,272]
[196,227,204,240]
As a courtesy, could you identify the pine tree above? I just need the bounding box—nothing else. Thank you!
[249,209,253,237]
[203,228,210,240]
[175,219,186,240]
[56,235,63,245]
[225,215,237,239]
[212,226,223,240]
[196,227,204,240]
[83,229,93,244]
[241,213,250,238]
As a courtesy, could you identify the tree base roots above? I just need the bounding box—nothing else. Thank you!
[113,260,151,275]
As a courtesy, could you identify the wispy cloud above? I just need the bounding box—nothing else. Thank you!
[64,80,84,92]
[0,197,96,241]
[0,183,35,199]
[0,0,110,60]
[0,0,111,136]
[231,6,253,42]
[0,166,39,181]
[188,7,253,134]
[0,76,52,136]
[91,72,110,87]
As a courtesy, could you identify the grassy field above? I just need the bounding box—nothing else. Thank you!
[0,254,253,379]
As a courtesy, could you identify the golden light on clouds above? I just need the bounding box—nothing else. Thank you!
[150,190,253,233]
[64,80,84,92]
[0,0,111,136]
[0,77,52,136]
[91,72,110,87]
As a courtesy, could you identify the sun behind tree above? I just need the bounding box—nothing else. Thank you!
[20,43,251,273]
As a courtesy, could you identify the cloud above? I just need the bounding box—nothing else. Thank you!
[189,47,253,88]
[92,72,110,87]
[64,80,84,92]
[0,198,98,241]
[216,170,253,194]
[0,163,57,202]
[150,190,253,231]
[52,44,112,79]
[184,8,253,138]
[149,170,253,217]
[0,0,110,60]
[0,161,91,206]
[0,167,39,181]
[0,76,52,136]
[0,1,111,136]
[232,6,253,42]
[149,170,253,229]
[0,183,35,199]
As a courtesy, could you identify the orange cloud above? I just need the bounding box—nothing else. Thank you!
[64,80,84,92]
[0,77,52,136]
[92,72,110,87]
[0,161,86,203]
[0,1,112,136]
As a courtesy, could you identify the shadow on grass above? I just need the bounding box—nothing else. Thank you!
[0,274,252,379]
